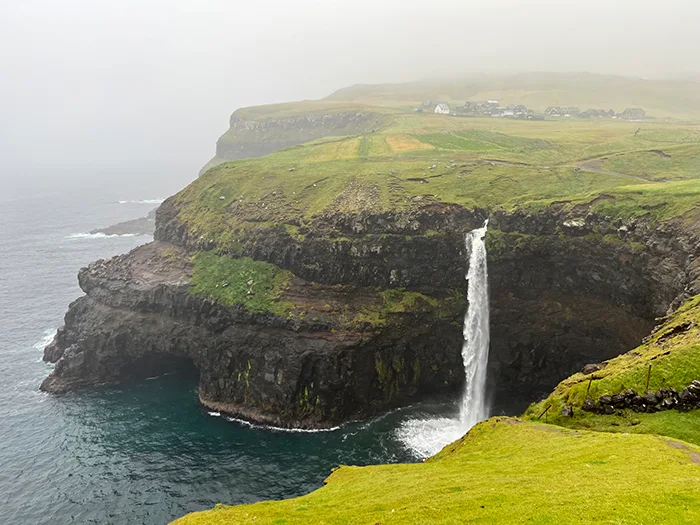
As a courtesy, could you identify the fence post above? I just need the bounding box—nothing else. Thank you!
[645,364,652,392]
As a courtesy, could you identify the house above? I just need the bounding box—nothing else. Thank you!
[434,103,450,115]
[563,107,581,116]
[513,104,528,115]
[580,109,601,118]
[621,108,646,120]
[545,107,563,117]
[606,109,616,118]
[421,101,434,109]
[490,106,513,118]
[459,101,477,114]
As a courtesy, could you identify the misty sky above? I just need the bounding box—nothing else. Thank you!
[1,0,699,187]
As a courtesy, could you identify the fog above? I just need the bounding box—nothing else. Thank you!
[1,0,698,186]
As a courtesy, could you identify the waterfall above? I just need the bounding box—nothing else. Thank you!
[459,220,490,429]
[397,220,491,458]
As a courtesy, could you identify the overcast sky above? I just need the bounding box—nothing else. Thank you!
[1,0,699,187]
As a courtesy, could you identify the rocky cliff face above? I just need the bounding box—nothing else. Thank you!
[213,111,380,162]
[41,241,465,428]
[42,196,700,427]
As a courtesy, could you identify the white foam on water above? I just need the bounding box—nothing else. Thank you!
[33,329,57,350]
[66,232,140,239]
[207,411,221,417]
[223,416,342,433]
[144,372,176,381]
[118,198,165,204]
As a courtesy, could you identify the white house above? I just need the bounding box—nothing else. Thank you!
[434,103,450,115]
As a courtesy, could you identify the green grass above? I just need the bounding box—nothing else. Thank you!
[190,252,293,315]
[545,410,700,447]
[171,417,700,525]
[602,143,700,182]
[418,129,552,153]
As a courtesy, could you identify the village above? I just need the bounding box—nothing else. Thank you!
[417,100,647,121]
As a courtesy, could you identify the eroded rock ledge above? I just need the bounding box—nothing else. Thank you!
[41,202,700,428]
[41,241,464,428]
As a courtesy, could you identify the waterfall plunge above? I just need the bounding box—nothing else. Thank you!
[398,220,491,458]
[460,220,490,428]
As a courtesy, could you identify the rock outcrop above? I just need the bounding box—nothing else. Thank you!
[581,380,700,414]
[90,209,156,237]
[41,241,465,429]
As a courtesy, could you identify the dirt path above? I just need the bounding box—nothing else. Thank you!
[576,159,657,183]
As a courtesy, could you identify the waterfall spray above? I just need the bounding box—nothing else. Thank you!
[459,220,490,428]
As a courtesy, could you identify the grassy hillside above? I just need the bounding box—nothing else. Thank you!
[327,72,700,119]
[172,417,700,525]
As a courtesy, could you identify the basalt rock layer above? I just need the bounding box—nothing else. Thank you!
[41,193,700,427]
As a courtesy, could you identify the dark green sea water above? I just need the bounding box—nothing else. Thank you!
[0,175,462,524]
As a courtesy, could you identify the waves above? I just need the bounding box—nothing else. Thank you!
[218,414,342,433]
[33,328,56,351]
[118,198,165,204]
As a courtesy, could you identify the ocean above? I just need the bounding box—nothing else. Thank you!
[0,172,460,524]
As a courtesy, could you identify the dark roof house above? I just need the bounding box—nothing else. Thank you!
[621,108,646,120]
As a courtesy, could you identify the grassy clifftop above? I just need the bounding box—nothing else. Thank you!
[172,417,700,525]
[178,114,700,254]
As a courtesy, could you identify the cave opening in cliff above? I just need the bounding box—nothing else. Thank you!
[120,353,200,384]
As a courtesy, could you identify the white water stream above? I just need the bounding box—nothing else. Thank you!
[399,220,491,458]
[459,220,490,428]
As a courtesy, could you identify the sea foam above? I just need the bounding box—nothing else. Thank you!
[118,198,165,204]
[223,416,342,433]
[66,232,138,239]
[33,328,57,350]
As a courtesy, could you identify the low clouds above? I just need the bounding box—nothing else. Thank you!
[1,0,698,178]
